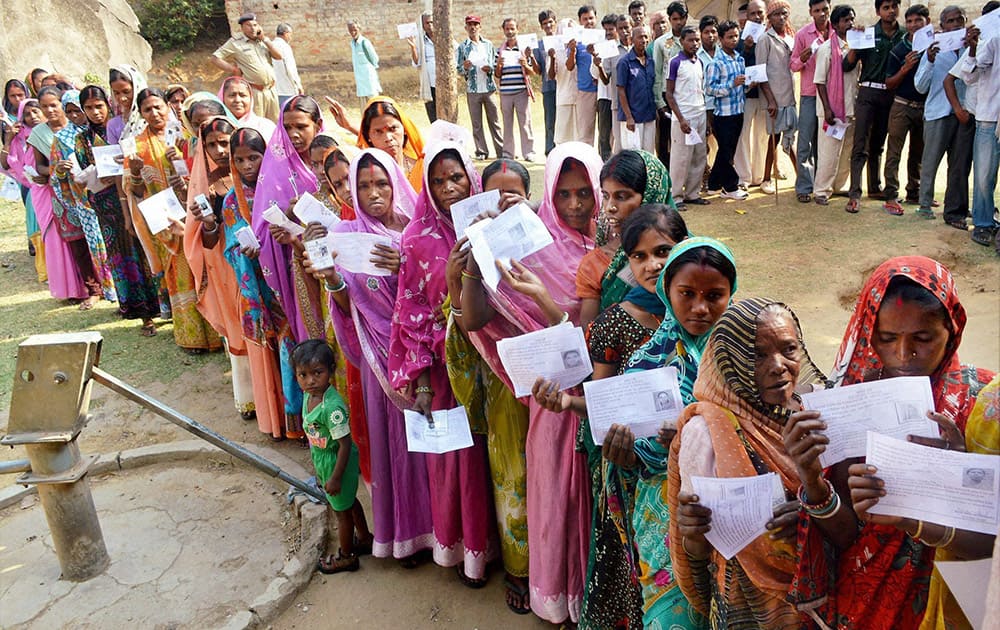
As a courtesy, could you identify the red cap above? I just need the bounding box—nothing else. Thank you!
[465,15,481,24]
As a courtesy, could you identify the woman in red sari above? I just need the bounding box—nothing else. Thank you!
[785,256,995,629]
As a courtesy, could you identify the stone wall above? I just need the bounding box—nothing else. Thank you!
[1,0,152,85]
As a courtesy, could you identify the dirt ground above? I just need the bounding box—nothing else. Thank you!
[1,47,997,628]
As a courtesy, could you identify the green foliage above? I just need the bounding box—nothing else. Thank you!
[138,0,215,51]
[82,72,103,88]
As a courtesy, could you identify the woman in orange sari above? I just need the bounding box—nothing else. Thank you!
[126,87,221,353]
[326,95,425,192]
[667,297,829,629]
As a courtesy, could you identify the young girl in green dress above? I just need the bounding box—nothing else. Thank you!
[291,339,372,574]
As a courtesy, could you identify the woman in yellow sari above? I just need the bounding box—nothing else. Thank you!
[326,95,425,192]
[126,87,221,353]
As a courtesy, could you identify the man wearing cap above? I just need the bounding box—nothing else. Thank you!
[211,13,282,121]
[456,14,503,160]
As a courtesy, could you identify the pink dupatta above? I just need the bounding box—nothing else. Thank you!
[329,148,417,408]
[387,141,482,392]
[250,96,322,341]
[826,32,847,123]
[5,99,37,187]
[468,141,602,389]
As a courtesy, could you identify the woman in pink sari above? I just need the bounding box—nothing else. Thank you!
[388,140,497,585]
[306,147,435,562]
[2,98,48,283]
[458,141,603,624]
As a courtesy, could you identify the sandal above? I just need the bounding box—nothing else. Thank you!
[845,198,860,214]
[140,322,157,337]
[882,199,904,216]
[455,564,488,589]
[317,551,359,574]
[186,348,206,356]
[504,574,531,615]
[684,197,711,205]
[240,410,257,421]
[797,193,812,203]
[78,297,98,311]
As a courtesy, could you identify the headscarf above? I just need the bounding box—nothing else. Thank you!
[217,76,276,140]
[330,148,417,407]
[789,258,995,629]
[599,150,674,310]
[829,256,987,428]
[183,116,244,347]
[5,99,40,186]
[3,79,30,120]
[54,92,82,157]
[766,0,794,36]
[357,96,425,192]
[251,95,323,341]
[626,236,738,404]
[465,141,603,392]
[388,140,480,391]
[24,71,39,97]
[179,91,234,138]
[667,298,827,623]
[111,64,148,141]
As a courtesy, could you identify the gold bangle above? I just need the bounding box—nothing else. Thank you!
[912,520,924,541]
[934,526,957,548]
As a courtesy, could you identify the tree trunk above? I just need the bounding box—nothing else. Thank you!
[432,0,458,122]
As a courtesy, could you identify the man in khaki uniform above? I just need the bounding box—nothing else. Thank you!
[211,13,282,121]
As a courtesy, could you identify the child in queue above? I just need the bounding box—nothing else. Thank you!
[291,339,372,574]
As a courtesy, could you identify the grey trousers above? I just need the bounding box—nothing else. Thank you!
[919,114,974,222]
[795,95,818,195]
[500,88,534,159]
[467,91,503,158]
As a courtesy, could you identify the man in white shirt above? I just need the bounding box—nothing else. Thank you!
[665,26,711,206]
[272,23,302,110]
[408,13,438,123]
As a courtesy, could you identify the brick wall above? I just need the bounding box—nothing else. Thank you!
[224,0,989,73]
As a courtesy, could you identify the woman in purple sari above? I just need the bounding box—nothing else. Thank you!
[306,147,435,561]
[388,140,497,585]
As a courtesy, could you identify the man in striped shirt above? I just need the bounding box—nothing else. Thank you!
[496,17,537,161]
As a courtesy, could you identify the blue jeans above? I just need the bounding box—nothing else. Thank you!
[796,96,817,195]
[543,90,556,155]
[972,120,1000,228]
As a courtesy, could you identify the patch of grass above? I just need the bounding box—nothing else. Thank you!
[0,198,225,412]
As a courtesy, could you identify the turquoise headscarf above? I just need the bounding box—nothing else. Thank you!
[624,236,738,404]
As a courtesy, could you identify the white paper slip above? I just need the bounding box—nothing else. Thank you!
[292,192,341,230]
[92,144,124,177]
[745,63,768,85]
[563,26,585,42]
[497,322,593,397]
[119,136,137,157]
[584,367,684,444]
[137,187,186,235]
[936,559,991,629]
[262,202,305,237]
[326,231,393,276]
[616,264,638,287]
[810,37,823,53]
[691,473,777,560]
[23,164,39,179]
[865,432,1000,535]
[501,50,522,66]
[396,22,419,39]
[467,202,554,291]
[304,237,335,270]
[542,35,565,52]
[974,6,1000,39]
[451,189,501,240]
[580,28,604,46]
[847,27,876,49]
[912,24,935,52]
[517,33,538,50]
[934,28,967,52]
[404,406,475,454]
[685,129,702,146]
[171,159,189,178]
[801,376,938,467]
[234,226,260,250]
[592,38,620,60]
[825,119,848,140]
[67,153,83,176]
[741,20,766,42]
[164,121,183,147]
[0,174,21,200]
[467,50,491,69]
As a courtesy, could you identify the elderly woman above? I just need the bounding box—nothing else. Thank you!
[786,256,996,629]
[667,297,829,628]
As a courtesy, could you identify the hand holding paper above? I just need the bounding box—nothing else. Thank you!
[846,27,876,49]
[497,323,593,397]
[262,202,305,237]
[691,474,779,560]
[584,367,684,443]
[466,202,554,291]
[404,406,475,454]
[326,232,394,276]
[741,21,766,43]
[137,187,187,235]
[292,192,341,230]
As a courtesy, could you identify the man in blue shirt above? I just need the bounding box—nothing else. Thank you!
[913,6,973,227]
[570,5,600,144]
[617,24,657,152]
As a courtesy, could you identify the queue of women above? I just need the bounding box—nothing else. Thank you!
[1,67,997,629]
